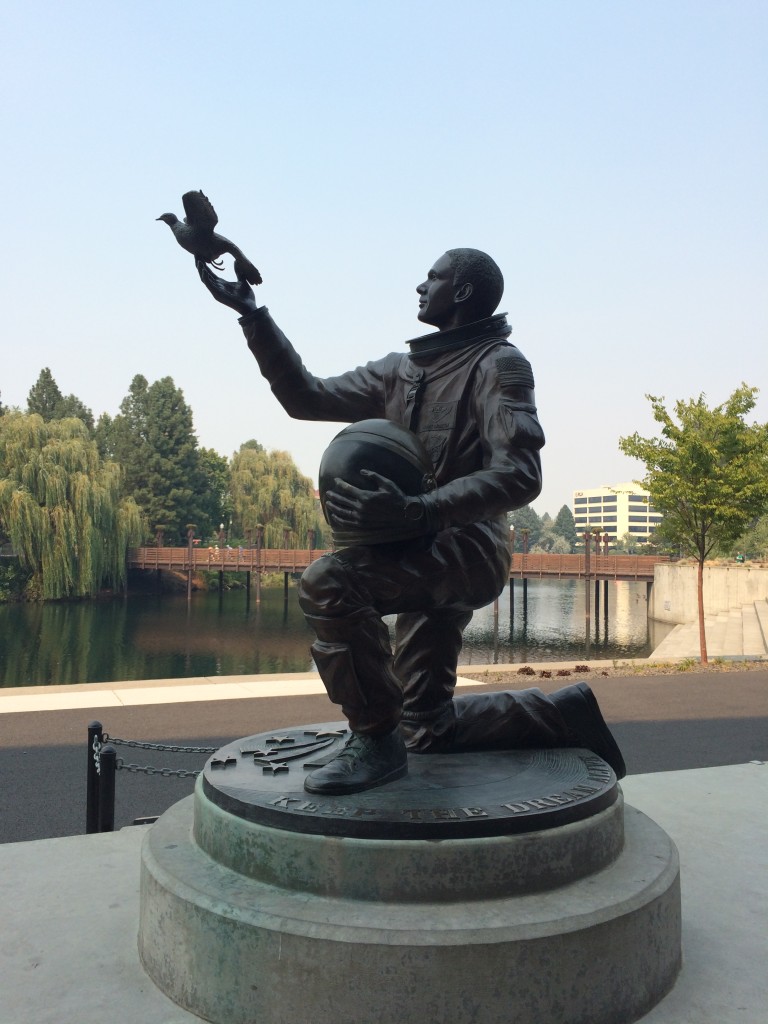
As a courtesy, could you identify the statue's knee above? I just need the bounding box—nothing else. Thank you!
[298,556,350,615]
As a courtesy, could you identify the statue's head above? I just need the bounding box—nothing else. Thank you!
[156,213,179,226]
[416,249,504,331]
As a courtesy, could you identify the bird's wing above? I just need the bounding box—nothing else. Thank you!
[182,190,219,230]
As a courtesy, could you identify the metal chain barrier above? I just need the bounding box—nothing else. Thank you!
[102,733,216,754]
[86,720,214,834]
[115,759,200,778]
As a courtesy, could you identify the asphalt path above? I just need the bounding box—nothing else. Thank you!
[1,670,766,844]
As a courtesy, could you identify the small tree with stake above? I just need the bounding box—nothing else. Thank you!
[619,384,768,664]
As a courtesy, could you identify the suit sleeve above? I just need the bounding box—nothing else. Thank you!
[239,307,389,422]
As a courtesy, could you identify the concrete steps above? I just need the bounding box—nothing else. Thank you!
[649,599,768,661]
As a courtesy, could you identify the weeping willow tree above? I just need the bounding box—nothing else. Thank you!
[0,413,145,599]
[230,442,324,547]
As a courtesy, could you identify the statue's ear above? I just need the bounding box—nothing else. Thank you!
[454,281,473,304]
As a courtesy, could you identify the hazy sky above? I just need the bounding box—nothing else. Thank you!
[2,1,766,516]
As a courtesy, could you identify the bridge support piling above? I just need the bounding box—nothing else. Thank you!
[583,533,592,646]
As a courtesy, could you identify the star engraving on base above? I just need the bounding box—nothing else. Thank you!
[255,760,289,775]
[210,756,237,769]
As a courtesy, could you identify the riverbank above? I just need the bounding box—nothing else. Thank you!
[462,656,768,686]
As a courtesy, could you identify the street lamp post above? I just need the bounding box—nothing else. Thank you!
[186,525,196,604]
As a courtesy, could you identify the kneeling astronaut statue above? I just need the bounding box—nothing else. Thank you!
[196,245,626,795]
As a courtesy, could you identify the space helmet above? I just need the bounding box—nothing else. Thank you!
[318,419,437,547]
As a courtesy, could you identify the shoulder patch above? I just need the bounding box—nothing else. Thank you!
[496,355,534,390]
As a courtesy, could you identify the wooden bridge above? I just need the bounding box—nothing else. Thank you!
[128,548,669,582]
[127,547,328,574]
[509,552,669,582]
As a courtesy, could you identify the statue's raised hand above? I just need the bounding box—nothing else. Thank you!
[196,258,258,317]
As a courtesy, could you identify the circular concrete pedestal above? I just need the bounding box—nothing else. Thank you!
[139,731,681,1024]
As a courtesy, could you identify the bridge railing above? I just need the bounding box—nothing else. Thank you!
[129,547,671,580]
[509,552,670,580]
[128,547,331,573]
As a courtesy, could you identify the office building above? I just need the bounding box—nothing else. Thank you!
[572,482,663,544]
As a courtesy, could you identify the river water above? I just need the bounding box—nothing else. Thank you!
[0,579,671,688]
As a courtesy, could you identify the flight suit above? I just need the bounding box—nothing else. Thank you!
[240,308,569,749]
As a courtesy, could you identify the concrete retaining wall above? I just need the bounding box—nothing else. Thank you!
[649,564,768,624]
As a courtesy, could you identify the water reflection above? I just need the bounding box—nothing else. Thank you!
[0,579,669,688]
[459,579,669,665]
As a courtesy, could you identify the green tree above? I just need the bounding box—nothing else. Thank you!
[101,375,215,543]
[508,505,542,549]
[731,515,768,561]
[26,368,63,421]
[532,532,571,555]
[230,442,323,547]
[0,413,144,599]
[553,504,578,551]
[619,384,768,663]
[198,447,232,540]
[56,394,95,431]
[27,368,94,431]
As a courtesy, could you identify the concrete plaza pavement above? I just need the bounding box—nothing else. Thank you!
[1,661,767,1022]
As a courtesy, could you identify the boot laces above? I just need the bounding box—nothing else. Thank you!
[336,732,371,763]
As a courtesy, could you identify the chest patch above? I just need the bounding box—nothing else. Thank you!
[420,401,458,431]
[422,433,448,468]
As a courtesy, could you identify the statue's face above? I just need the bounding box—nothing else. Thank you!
[416,253,459,329]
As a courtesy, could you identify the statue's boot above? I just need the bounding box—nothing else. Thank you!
[303,613,407,793]
[548,682,626,779]
[304,726,407,795]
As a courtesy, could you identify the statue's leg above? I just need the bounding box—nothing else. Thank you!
[297,553,408,794]
[396,608,569,754]
[298,555,403,737]
[401,668,624,775]
[450,688,569,751]
[395,608,471,752]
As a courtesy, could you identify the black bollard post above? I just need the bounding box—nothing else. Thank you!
[98,744,117,833]
[86,720,103,834]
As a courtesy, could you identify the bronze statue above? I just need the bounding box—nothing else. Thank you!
[158,191,262,285]
[196,247,625,795]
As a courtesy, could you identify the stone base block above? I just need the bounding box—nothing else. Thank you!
[139,795,681,1024]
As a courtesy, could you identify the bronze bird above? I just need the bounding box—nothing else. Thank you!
[157,190,262,285]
